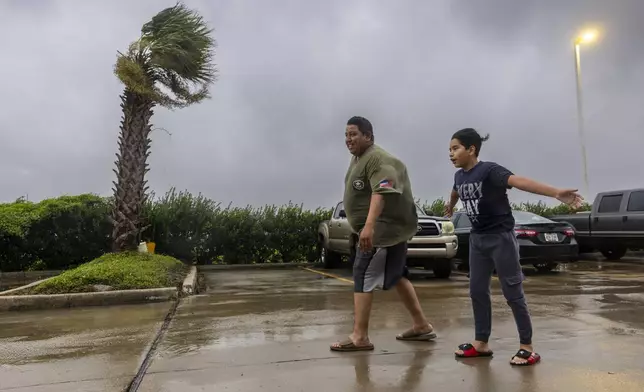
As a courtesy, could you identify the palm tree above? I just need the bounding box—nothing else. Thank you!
[111,2,216,251]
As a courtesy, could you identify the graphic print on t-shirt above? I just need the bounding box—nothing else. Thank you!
[452,161,515,234]
[456,181,483,224]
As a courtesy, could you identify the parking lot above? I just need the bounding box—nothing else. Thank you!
[3,256,644,391]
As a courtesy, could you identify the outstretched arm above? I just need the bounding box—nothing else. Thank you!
[487,164,583,207]
[507,175,559,198]
[507,175,583,207]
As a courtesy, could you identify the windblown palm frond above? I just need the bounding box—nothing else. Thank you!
[114,2,216,109]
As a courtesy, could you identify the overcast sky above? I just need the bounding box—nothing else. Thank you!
[1,0,643,209]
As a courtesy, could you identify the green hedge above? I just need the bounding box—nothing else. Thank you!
[417,198,591,218]
[0,189,590,272]
[141,189,332,265]
[0,195,111,272]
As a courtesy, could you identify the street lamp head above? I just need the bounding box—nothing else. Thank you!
[576,30,598,45]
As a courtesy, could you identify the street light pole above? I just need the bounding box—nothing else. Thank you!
[572,30,597,199]
[574,41,590,198]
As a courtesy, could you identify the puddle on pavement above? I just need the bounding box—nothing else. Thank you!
[0,302,171,366]
[566,259,644,273]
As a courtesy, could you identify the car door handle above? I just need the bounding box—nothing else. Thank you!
[622,216,628,222]
[594,217,599,223]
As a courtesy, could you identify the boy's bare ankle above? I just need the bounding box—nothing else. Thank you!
[473,340,489,350]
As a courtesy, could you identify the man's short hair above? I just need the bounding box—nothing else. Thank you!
[347,116,374,142]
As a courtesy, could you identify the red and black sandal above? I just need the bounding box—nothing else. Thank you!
[455,343,494,358]
[510,349,541,366]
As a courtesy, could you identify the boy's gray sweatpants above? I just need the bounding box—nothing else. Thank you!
[469,230,533,345]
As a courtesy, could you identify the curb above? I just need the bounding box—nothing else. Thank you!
[182,266,198,295]
[0,287,177,312]
[198,262,319,271]
[0,275,59,296]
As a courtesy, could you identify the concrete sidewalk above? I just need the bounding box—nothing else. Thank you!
[0,302,172,391]
[137,264,644,391]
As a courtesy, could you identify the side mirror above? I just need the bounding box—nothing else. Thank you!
[338,210,347,218]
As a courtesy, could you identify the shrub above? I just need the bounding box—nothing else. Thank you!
[418,197,454,216]
[140,188,333,265]
[259,203,333,263]
[510,200,592,217]
[417,198,591,218]
[142,189,220,263]
[28,252,187,294]
[0,195,111,272]
[25,195,111,269]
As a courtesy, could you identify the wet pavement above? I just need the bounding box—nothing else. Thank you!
[0,302,172,391]
[3,258,644,391]
[140,260,644,391]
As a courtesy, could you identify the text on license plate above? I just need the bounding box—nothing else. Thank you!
[544,233,559,242]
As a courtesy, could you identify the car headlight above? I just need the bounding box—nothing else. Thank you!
[441,221,454,234]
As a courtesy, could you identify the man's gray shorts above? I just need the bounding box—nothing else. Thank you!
[353,241,409,293]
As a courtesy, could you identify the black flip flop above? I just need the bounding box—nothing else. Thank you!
[510,349,540,366]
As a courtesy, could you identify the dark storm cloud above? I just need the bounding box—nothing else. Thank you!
[1,0,642,210]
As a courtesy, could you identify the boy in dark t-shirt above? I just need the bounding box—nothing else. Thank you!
[445,128,583,366]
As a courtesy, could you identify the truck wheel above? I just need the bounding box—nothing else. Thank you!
[428,259,452,279]
[319,242,342,269]
[533,262,558,272]
[601,246,627,261]
[456,261,470,272]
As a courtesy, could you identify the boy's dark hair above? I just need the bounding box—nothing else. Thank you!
[347,116,374,142]
[451,128,490,157]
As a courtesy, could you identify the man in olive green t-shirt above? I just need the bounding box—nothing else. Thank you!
[330,116,437,352]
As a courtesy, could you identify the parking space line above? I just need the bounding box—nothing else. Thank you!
[300,267,354,284]
[301,267,494,284]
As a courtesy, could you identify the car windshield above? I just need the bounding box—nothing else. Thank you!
[512,211,554,224]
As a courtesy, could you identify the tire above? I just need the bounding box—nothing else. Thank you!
[430,259,453,279]
[533,262,558,272]
[319,241,342,269]
[601,246,627,261]
[456,261,470,272]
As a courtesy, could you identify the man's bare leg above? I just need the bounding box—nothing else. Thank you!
[396,277,433,333]
[331,292,374,349]
[351,292,374,343]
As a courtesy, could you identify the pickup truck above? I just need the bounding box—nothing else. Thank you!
[317,201,458,278]
[550,188,644,260]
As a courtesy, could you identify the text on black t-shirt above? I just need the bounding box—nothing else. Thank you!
[453,161,515,234]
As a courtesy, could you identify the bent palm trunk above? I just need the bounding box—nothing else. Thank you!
[111,89,154,252]
[110,3,216,252]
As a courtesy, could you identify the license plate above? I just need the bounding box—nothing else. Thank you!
[544,233,559,242]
